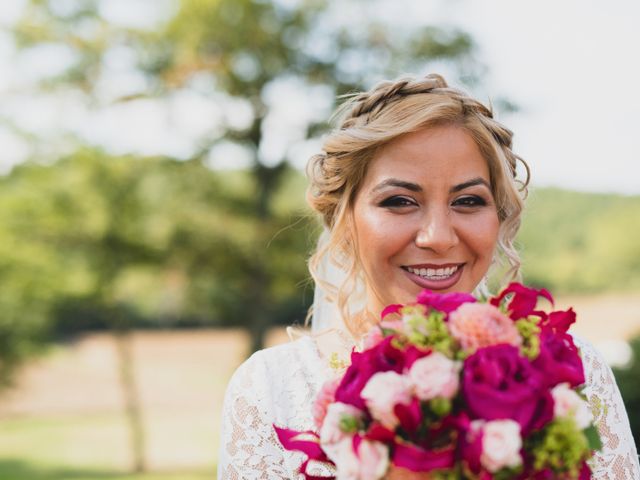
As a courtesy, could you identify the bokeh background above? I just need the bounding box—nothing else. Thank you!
[0,0,639,478]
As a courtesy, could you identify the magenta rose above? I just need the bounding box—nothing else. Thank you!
[462,344,554,435]
[533,329,585,388]
[392,442,456,473]
[417,290,476,314]
[334,336,404,410]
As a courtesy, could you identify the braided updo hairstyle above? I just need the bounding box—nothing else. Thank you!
[306,73,530,336]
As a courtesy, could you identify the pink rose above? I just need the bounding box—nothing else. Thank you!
[479,419,523,472]
[319,402,364,447]
[361,371,412,429]
[408,352,461,400]
[362,320,406,350]
[312,376,341,429]
[363,327,385,350]
[448,302,522,353]
[381,318,405,332]
[551,383,593,429]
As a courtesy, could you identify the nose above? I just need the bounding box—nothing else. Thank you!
[414,207,459,253]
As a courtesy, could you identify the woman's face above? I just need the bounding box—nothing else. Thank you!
[352,125,500,315]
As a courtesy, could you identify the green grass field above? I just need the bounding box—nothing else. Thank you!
[0,462,212,480]
[0,412,217,480]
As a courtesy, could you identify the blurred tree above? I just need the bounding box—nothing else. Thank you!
[9,0,481,351]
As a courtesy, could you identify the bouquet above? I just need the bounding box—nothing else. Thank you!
[274,283,602,479]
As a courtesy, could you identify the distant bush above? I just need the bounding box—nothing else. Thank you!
[612,335,640,448]
[519,188,640,294]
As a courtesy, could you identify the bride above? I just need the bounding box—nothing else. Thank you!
[217,74,640,479]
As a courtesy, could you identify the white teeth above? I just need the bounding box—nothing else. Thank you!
[406,265,460,280]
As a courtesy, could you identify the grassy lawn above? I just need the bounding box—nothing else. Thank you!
[0,460,213,480]
[0,331,252,480]
[0,413,217,479]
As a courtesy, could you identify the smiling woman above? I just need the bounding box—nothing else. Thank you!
[217,74,640,479]
[305,75,528,337]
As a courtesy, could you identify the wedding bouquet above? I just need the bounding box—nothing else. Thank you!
[274,283,602,479]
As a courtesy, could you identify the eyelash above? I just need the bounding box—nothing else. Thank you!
[379,196,416,208]
[379,195,487,209]
[453,196,487,207]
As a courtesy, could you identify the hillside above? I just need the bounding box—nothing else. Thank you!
[518,187,640,293]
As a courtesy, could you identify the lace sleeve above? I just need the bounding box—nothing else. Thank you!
[577,337,640,479]
[217,352,291,480]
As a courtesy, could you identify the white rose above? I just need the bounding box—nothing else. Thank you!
[551,383,593,429]
[328,438,389,480]
[357,439,390,480]
[361,371,412,429]
[480,419,523,473]
[408,352,461,400]
[320,402,364,448]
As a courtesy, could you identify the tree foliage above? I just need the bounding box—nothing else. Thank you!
[0,151,314,386]
[7,0,482,355]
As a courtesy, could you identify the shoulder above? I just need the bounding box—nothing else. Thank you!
[232,335,321,378]
[223,335,326,431]
[224,335,325,402]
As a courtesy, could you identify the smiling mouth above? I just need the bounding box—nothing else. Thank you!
[401,263,464,281]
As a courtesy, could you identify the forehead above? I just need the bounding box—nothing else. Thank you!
[363,125,490,188]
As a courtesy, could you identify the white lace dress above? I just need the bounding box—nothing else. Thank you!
[217,333,640,479]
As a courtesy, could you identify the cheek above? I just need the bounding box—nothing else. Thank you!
[464,213,500,260]
[353,205,412,270]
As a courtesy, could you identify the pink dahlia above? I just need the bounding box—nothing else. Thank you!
[448,302,521,352]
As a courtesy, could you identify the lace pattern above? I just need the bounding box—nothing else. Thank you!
[575,336,640,478]
[218,334,640,479]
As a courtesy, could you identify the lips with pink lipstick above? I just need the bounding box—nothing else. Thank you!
[401,262,465,290]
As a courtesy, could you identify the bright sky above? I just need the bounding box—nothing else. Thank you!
[0,0,639,194]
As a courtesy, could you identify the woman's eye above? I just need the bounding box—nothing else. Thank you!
[379,196,416,208]
[453,196,487,207]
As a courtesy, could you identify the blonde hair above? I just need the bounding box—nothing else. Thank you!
[306,74,530,336]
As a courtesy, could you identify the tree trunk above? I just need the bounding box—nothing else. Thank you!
[115,326,146,473]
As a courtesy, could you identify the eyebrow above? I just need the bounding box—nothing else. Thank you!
[449,177,491,193]
[371,177,491,194]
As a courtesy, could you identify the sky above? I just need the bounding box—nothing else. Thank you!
[0,0,639,194]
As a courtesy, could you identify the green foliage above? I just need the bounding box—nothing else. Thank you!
[519,187,640,293]
[526,418,590,477]
[612,336,640,448]
[515,317,541,360]
[0,151,314,386]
